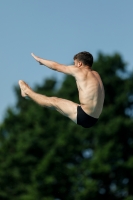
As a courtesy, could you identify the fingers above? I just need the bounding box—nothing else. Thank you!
[31,53,35,58]
[31,53,40,63]
[31,53,38,61]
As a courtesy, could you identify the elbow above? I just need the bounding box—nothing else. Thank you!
[53,62,62,71]
[52,62,58,71]
[53,62,58,69]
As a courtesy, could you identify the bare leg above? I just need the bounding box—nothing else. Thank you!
[18,80,79,123]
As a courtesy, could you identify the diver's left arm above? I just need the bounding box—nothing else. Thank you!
[31,53,79,76]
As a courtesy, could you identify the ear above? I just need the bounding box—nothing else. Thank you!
[78,61,82,67]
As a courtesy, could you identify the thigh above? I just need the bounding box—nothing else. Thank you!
[51,97,79,123]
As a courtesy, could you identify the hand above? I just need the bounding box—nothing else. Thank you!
[31,53,43,65]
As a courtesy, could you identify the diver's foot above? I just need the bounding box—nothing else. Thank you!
[18,80,31,97]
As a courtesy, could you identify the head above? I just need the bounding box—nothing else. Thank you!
[73,51,93,68]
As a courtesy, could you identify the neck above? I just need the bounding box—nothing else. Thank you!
[83,65,92,71]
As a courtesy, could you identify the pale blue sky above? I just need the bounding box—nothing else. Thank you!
[0,0,133,122]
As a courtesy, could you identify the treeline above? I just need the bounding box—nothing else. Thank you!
[0,52,133,200]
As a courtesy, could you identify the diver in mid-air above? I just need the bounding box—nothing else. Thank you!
[19,51,104,128]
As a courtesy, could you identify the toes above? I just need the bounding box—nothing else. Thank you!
[18,80,23,85]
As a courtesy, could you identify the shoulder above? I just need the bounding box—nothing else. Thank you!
[54,64,82,77]
[92,70,100,75]
[66,65,82,76]
[92,70,101,79]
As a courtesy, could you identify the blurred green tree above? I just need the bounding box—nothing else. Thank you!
[0,52,133,200]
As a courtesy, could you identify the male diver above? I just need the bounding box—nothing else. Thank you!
[19,51,104,128]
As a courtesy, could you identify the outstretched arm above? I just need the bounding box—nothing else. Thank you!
[31,53,79,76]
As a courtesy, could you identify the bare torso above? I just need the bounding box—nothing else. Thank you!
[75,68,104,118]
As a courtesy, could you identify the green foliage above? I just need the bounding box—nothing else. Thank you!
[0,53,133,200]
